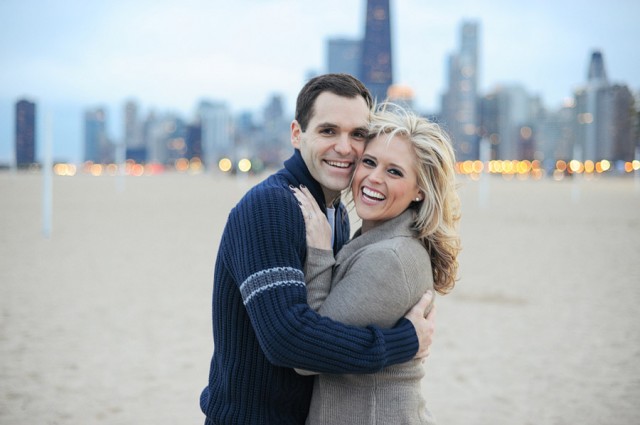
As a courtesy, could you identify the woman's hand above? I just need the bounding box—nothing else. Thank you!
[291,185,332,251]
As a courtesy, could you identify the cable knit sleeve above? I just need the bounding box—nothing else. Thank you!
[221,185,418,374]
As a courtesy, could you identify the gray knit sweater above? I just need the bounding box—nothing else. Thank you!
[301,209,437,425]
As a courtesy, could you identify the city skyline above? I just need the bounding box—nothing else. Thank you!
[1,0,639,163]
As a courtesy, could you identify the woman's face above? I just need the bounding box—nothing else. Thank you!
[351,134,422,231]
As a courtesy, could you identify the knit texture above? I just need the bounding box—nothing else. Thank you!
[200,150,419,425]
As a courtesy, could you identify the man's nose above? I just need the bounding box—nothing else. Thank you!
[334,133,351,155]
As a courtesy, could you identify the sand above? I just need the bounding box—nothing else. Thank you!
[1,171,639,424]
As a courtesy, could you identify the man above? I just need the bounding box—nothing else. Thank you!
[200,73,435,424]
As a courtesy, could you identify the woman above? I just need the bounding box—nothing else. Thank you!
[291,103,461,425]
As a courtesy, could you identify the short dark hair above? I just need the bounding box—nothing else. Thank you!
[295,73,373,132]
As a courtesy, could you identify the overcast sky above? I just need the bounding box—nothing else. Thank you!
[1,0,639,163]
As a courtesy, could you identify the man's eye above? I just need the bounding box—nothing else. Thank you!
[352,131,367,139]
[320,128,335,135]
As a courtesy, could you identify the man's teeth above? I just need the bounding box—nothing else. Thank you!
[362,187,385,200]
[326,160,350,168]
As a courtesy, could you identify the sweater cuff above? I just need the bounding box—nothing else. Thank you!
[378,317,419,366]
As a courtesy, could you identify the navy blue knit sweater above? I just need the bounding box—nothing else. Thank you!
[200,150,419,424]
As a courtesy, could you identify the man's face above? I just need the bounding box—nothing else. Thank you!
[291,92,370,204]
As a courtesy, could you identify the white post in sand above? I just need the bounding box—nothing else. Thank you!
[571,145,582,203]
[116,140,126,193]
[42,110,53,239]
[478,136,490,208]
[635,146,639,194]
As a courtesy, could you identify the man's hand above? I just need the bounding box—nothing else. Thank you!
[404,290,436,359]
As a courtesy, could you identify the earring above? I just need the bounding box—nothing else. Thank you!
[414,197,421,202]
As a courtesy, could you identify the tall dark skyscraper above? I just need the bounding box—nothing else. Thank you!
[15,99,36,167]
[587,51,607,83]
[360,0,393,101]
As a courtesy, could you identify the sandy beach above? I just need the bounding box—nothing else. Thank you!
[1,171,639,424]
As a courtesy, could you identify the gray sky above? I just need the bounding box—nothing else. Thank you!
[1,0,639,162]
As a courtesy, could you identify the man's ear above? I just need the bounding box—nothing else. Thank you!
[291,120,302,149]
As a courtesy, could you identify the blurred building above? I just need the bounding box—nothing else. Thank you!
[573,50,636,162]
[360,0,393,102]
[123,100,146,163]
[327,38,362,77]
[143,112,186,165]
[84,107,113,163]
[260,95,290,168]
[441,21,480,161]
[198,100,232,169]
[534,100,577,169]
[479,84,541,160]
[185,122,203,161]
[15,99,36,167]
[233,111,259,162]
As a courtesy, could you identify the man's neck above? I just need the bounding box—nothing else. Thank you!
[323,190,341,207]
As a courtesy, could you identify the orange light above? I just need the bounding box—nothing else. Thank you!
[131,164,144,176]
[175,158,189,172]
[584,160,595,173]
[90,164,103,176]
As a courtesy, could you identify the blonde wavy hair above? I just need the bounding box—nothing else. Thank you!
[367,103,461,294]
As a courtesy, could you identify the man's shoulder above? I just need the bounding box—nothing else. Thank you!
[239,173,291,205]
[229,172,299,224]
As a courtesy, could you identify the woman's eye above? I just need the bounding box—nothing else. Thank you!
[362,158,375,167]
[388,168,403,177]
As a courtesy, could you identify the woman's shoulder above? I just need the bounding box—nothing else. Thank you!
[373,234,429,260]
[366,237,433,286]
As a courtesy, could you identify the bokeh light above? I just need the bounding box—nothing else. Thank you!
[218,158,232,173]
[238,158,252,173]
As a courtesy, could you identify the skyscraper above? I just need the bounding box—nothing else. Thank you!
[327,38,362,76]
[479,84,539,161]
[15,99,36,167]
[360,0,393,101]
[441,21,480,161]
[261,95,290,167]
[124,100,146,163]
[573,50,635,162]
[198,100,232,168]
[84,107,113,163]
